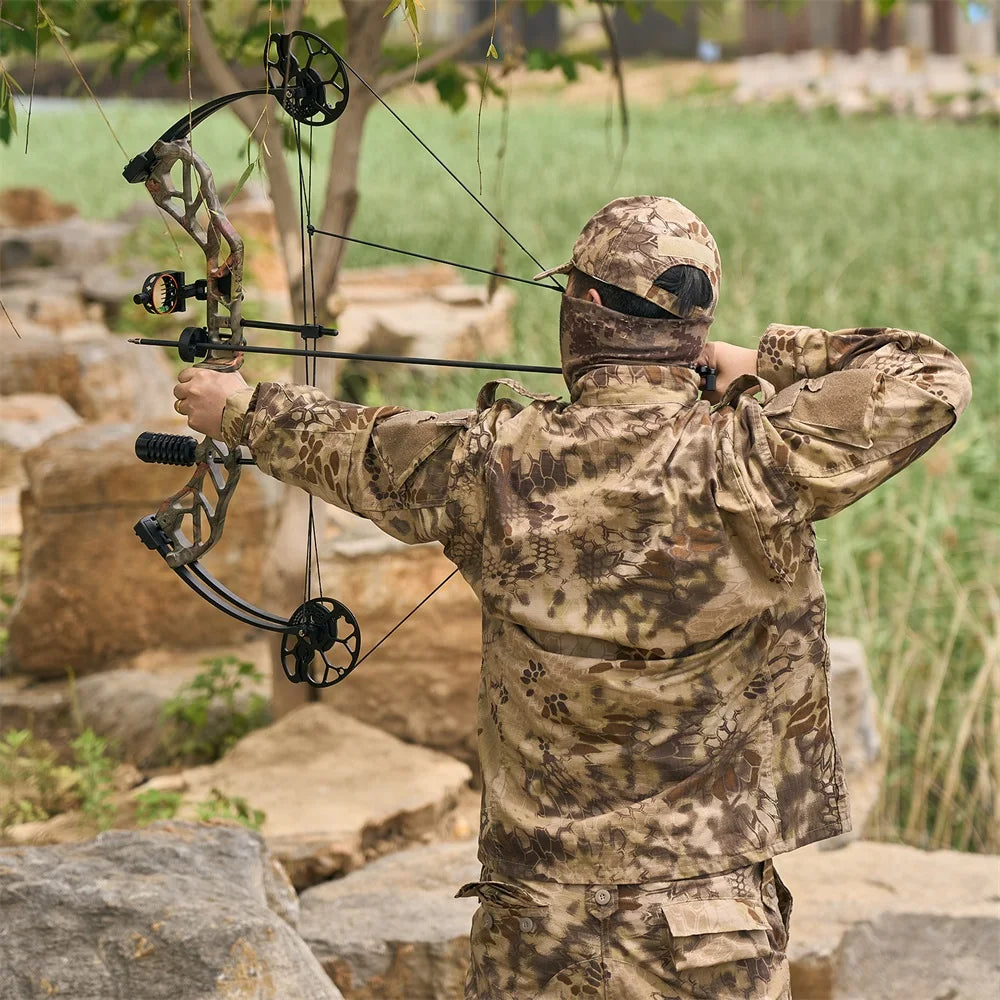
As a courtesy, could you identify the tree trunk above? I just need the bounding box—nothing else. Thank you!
[185,0,303,308]
[931,0,957,55]
[310,0,389,321]
[838,0,865,55]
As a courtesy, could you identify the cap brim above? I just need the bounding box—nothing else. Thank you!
[532,261,573,282]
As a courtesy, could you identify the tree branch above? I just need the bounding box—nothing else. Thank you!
[377,11,501,94]
[183,0,263,134]
[182,0,304,320]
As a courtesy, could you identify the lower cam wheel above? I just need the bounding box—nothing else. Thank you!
[281,598,361,687]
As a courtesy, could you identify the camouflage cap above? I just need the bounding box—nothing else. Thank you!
[534,196,722,319]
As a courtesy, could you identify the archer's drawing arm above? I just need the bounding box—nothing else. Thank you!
[752,325,972,521]
[221,382,475,545]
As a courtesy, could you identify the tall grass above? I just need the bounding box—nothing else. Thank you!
[4,95,997,851]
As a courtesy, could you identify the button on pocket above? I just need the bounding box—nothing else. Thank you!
[594,888,612,905]
[519,917,534,933]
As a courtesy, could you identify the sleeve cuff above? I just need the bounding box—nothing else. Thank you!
[220,385,258,449]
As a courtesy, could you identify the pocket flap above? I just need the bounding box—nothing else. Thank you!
[372,409,472,489]
[660,897,768,937]
[661,898,770,971]
[455,880,547,913]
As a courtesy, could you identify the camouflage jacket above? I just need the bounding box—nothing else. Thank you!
[222,294,971,884]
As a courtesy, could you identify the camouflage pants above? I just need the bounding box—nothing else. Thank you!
[459,860,792,1000]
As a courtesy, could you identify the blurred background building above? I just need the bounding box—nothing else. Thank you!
[403,1,997,59]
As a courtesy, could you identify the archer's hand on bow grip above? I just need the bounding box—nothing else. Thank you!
[174,367,249,439]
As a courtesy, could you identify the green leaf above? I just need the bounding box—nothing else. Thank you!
[383,0,402,17]
[487,42,499,60]
[227,160,258,206]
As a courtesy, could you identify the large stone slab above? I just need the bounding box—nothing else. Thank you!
[0,333,178,424]
[300,839,479,1000]
[825,636,883,843]
[315,514,482,769]
[5,423,281,677]
[0,822,342,1000]
[0,216,129,274]
[781,841,1000,1000]
[0,392,83,489]
[173,704,472,889]
[74,639,272,767]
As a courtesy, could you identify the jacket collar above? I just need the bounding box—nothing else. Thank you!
[570,364,701,405]
[559,294,711,403]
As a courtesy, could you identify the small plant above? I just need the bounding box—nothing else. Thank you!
[70,729,116,832]
[195,788,265,831]
[134,788,183,826]
[161,656,269,764]
[0,729,78,835]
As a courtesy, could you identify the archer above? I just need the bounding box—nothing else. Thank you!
[173,195,970,999]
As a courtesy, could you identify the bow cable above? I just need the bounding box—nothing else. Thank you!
[318,50,565,293]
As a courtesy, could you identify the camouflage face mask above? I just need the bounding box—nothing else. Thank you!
[559,294,712,391]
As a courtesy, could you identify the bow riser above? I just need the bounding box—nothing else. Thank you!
[145,139,245,366]
[154,438,242,570]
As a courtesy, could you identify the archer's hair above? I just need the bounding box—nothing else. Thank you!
[568,265,713,319]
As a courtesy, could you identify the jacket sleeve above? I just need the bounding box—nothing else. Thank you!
[753,324,972,521]
[221,382,475,546]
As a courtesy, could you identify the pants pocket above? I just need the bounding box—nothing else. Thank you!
[660,896,773,972]
[458,880,552,1000]
[769,862,793,951]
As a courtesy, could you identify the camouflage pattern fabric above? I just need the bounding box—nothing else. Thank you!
[533,197,722,320]
[222,300,970,889]
[559,294,710,385]
[458,860,792,999]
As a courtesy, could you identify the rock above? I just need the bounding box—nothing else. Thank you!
[0,486,19,535]
[175,704,472,888]
[0,393,82,488]
[334,286,515,372]
[315,515,481,768]
[0,333,178,424]
[0,274,99,332]
[5,423,282,677]
[825,637,883,845]
[79,264,155,323]
[0,676,75,750]
[0,187,77,227]
[836,89,875,116]
[949,94,974,121]
[0,821,343,1000]
[782,840,1000,1000]
[300,839,479,999]
[73,641,271,767]
[327,265,516,394]
[0,217,129,274]
[732,50,998,121]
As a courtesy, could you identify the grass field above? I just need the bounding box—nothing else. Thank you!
[4,92,998,852]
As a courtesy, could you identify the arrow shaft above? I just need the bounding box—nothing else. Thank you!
[129,335,563,375]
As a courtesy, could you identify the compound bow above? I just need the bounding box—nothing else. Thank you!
[125,29,571,690]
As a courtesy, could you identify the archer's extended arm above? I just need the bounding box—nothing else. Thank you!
[222,383,474,545]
